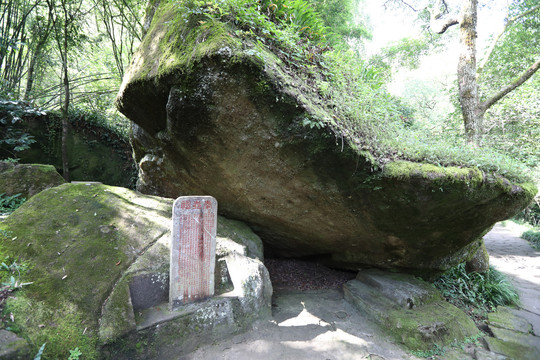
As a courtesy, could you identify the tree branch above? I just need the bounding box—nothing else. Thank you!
[480,57,540,113]
[383,0,418,12]
[478,4,540,75]
[430,0,458,34]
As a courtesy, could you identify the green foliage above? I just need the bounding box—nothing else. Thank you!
[410,333,484,358]
[483,76,540,170]
[34,343,46,360]
[434,263,520,315]
[515,197,540,228]
[522,229,540,249]
[0,193,26,215]
[68,347,83,360]
[312,48,532,182]
[480,0,539,93]
[0,99,43,157]
[411,343,445,358]
[177,0,330,68]
[478,0,540,178]
[307,0,371,43]
[65,107,131,141]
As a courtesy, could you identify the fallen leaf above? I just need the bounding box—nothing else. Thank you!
[115,260,121,266]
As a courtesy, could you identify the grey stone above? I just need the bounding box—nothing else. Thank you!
[474,348,508,360]
[98,208,272,358]
[466,239,490,273]
[484,328,540,360]
[488,306,533,335]
[355,269,439,309]
[0,161,65,199]
[129,273,169,311]
[343,270,478,351]
[0,329,31,360]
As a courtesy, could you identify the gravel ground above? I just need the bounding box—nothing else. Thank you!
[264,258,357,291]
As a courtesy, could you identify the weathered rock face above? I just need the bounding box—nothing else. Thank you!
[117,0,537,275]
[0,183,271,359]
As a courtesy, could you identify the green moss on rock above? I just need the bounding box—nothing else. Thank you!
[344,272,479,352]
[116,0,537,274]
[0,183,172,358]
[0,161,65,199]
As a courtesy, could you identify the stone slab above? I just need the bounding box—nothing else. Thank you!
[488,306,533,334]
[474,348,508,360]
[355,269,439,308]
[136,295,236,331]
[484,333,539,360]
[344,271,478,351]
[170,196,217,308]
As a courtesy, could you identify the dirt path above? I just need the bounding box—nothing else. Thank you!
[484,222,540,336]
[181,289,418,360]
[180,223,540,359]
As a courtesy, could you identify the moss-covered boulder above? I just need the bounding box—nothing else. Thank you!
[0,183,271,359]
[0,161,65,199]
[343,270,479,352]
[116,0,537,275]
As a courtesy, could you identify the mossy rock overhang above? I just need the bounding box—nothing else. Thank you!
[116,0,537,274]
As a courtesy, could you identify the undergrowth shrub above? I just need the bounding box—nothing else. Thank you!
[434,263,519,318]
[0,193,26,215]
[522,229,540,249]
[173,0,533,182]
[0,99,41,159]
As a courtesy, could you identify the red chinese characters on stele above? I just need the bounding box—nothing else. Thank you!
[170,196,217,309]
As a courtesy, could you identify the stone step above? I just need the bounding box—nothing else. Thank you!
[343,270,479,352]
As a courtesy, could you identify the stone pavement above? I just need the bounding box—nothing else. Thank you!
[484,222,540,336]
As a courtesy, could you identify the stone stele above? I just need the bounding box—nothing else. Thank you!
[170,196,217,308]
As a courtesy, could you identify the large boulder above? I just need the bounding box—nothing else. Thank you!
[0,183,271,359]
[116,0,537,275]
[0,161,65,199]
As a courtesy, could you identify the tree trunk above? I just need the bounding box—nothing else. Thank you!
[61,19,70,182]
[457,0,481,144]
[24,17,52,100]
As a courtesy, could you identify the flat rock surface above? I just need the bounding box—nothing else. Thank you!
[181,289,419,360]
[178,223,540,360]
[484,222,540,336]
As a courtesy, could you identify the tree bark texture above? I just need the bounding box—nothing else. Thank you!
[457,0,481,144]
[61,12,70,182]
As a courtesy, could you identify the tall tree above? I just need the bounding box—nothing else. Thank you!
[46,0,86,181]
[430,0,540,144]
[0,0,41,96]
[23,4,54,100]
[388,0,540,144]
